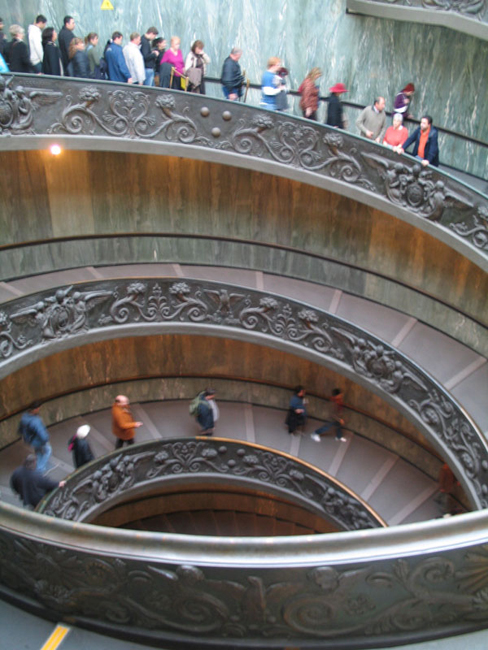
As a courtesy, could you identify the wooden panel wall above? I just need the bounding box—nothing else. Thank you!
[0,150,485,324]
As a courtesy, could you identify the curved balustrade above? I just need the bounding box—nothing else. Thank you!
[39,438,385,530]
[347,0,488,41]
[0,277,486,508]
[1,499,487,648]
[0,74,487,269]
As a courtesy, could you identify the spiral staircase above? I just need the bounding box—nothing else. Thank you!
[0,71,487,649]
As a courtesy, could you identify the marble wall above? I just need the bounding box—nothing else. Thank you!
[1,1,487,176]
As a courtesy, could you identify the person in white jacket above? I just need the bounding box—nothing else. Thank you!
[28,15,47,72]
[123,32,145,85]
[184,40,210,94]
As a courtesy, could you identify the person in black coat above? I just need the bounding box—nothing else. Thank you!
[68,425,95,469]
[68,38,91,78]
[326,82,348,129]
[58,15,76,74]
[10,454,65,508]
[4,25,33,73]
[42,27,62,76]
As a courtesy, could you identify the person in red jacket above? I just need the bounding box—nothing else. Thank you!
[311,388,347,442]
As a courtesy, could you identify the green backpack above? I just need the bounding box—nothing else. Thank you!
[189,392,205,417]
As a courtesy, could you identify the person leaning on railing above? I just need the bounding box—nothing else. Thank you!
[395,115,439,167]
[383,112,409,149]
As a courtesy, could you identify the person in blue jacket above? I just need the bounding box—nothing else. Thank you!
[105,32,133,83]
[395,115,439,167]
[18,401,52,473]
[260,56,284,110]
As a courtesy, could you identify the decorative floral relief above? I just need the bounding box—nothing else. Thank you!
[0,526,486,643]
[48,86,198,142]
[0,75,62,134]
[42,439,380,531]
[1,278,487,508]
[2,76,486,255]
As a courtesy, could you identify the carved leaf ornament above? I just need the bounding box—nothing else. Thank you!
[1,524,487,642]
[40,439,380,531]
[0,76,485,252]
[1,278,487,508]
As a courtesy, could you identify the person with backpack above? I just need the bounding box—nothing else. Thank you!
[190,388,219,435]
[68,424,94,468]
[18,401,52,473]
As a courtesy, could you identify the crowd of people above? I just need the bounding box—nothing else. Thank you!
[9,389,220,509]
[0,15,440,165]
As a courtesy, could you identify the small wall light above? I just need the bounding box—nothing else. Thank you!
[50,144,62,156]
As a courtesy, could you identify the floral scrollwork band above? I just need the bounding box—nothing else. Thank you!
[1,278,487,508]
[0,74,486,254]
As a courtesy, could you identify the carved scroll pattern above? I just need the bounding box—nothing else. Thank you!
[1,278,487,507]
[40,439,380,530]
[1,526,487,643]
[1,76,486,252]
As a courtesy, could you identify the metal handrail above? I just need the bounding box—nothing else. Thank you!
[1,75,486,270]
[0,277,486,509]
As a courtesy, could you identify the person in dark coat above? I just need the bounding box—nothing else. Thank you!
[285,385,307,434]
[196,388,219,435]
[68,425,94,469]
[140,26,159,86]
[42,27,62,76]
[68,37,91,78]
[0,17,7,57]
[10,455,65,508]
[221,48,244,100]
[326,82,348,129]
[395,114,440,167]
[58,15,76,74]
[4,25,32,73]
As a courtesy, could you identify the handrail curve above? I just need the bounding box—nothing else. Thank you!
[347,0,488,41]
[1,499,487,647]
[38,438,386,529]
[0,277,486,508]
[0,74,487,269]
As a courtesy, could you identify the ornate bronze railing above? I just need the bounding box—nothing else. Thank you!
[1,277,486,508]
[39,438,385,530]
[0,74,486,269]
[346,0,488,40]
[1,499,487,648]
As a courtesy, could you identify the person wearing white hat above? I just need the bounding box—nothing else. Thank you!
[68,424,94,468]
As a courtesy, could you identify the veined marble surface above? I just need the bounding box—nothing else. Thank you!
[1,0,487,178]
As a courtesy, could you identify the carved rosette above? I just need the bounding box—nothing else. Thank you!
[41,439,380,531]
[2,278,488,508]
